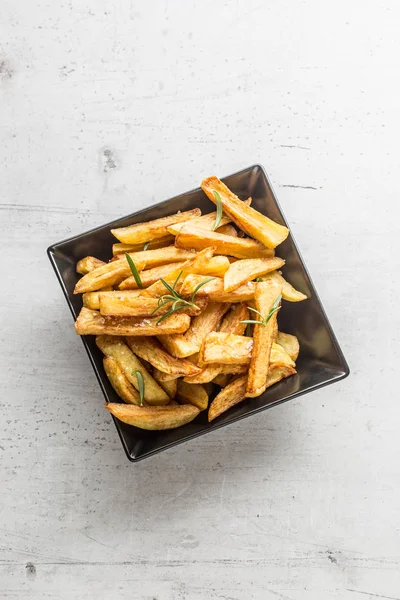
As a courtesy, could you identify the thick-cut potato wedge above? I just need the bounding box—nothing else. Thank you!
[183,362,247,384]
[212,373,232,387]
[261,270,307,302]
[157,334,198,358]
[246,281,282,398]
[112,236,174,256]
[202,256,230,276]
[176,380,209,411]
[179,274,223,297]
[152,368,178,399]
[119,246,195,268]
[166,199,251,236]
[103,356,142,405]
[184,302,230,352]
[175,223,275,259]
[208,375,247,422]
[270,343,296,368]
[74,257,146,294]
[143,247,215,298]
[223,257,285,292]
[99,292,207,318]
[96,336,169,405]
[76,256,106,274]
[125,337,201,378]
[118,261,187,290]
[216,224,238,237]
[180,275,256,303]
[201,176,289,249]
[277,331,300,361]
[75,307,191,336]
[82,288,121,310]
[105,402,200,430]
[219,303,249,335]
[111,208,201,244]
[200,332,253,365]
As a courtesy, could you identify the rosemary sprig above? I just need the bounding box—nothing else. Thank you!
[213,190,223,230]
[240,294,282,327]
[255,277,264,282]
[143,242,150,251]
[125,253,143,288]
[151,271,215,324]
[131,369,145,406]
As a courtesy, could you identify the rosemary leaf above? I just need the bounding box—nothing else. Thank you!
[131,369,145,406]
[125,253,143,288]
[212,190,223,230]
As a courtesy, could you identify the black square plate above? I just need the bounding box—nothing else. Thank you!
[48,165,349,462]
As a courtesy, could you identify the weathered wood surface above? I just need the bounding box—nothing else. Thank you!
[1,1,399,598]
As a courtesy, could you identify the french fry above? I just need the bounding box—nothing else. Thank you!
[201,176,289,249]
[157,334,199,358]
[99,292,207,318]
[216,224,238,237]
[142,247,215,298]
[200,332,253,365]
[270,343,296,368]
[179,275,256,303]
[82,288,122,310]
[75,307,191,336]
[183,362,247,384]
[260,270,307,302]
[112,236,174,256]
[96,336,169,405]
[105,402,200,430]
[276,332,300,361]
[118,261,187,290]
[175,223,275,259]
[212,373,232,387]
[119,246,195,268]
[125,337,201,379]
[176,380,209,411]
[179,275,223,297]
[166,199,251,235]
[103,356,142,405]
[223,257,285,292]
[76,256,106,274]
[74,257,146,294]
[246,281,282,398]
[153,368,178,399]
[202,256,230,276]
[111,208,201,244]
[184,302,230,352]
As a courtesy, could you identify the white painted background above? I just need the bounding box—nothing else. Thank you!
[1,1,399,598]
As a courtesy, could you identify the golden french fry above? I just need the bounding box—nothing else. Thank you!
[208,375,247,422]
[152,368,178,399]
[216,224,238,237]
[82,288,121,310]
[246,281,281,398]
[179,275,256,303]
[184,302,230,352]
[142,247,215,298]
[118,261,187,290]
[219,303,249,335]
[119,246,195,268]
[105,402,200,430]
[166,199,251,235]
[202,256,230,276]
[157,334,199,358]
[99,292,207,318]
[74,257,146,294]
[111,208,201,244]
[276,332,300,361]
[175,223,275,259]
[212,373,232,387]
[112,236,174,256]
[223,257,285,292]
[176,380,209,411]
[179,275,223,297]
[125,337,201,378]
[261,270,307,302]
[76,256,106,274]
[103,356,142,405]
[183,362,247,384]
[270,343,296,368]
[200,332,253,365]
[75,307,191,336]
[96,336,169,405]
[201,176,289,249]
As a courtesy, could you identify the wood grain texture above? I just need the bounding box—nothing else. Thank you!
[1,0,400,599]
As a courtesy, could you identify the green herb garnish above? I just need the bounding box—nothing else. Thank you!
[131,369,145,406]
[240,294,282,327]
[255,277,264,282]
[151,271,215,324]
[143,242,150,251]
[125,253,143,288]
[213,190,223,230]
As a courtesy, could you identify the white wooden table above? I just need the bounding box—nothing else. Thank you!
[1,1,399,598]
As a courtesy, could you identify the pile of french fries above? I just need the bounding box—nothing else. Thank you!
[74,176,307,430]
